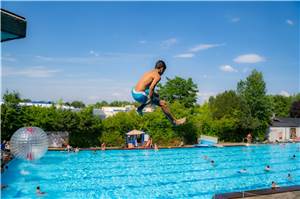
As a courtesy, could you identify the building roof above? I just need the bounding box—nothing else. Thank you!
[1,9,27,42]
[126,130,144,136]
[271,117,300,127]
[93,109,106,119]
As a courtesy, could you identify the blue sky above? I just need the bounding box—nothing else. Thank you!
[1,2,299,104]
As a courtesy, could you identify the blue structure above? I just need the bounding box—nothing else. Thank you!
[195,135,218,147]
[126,130,148,147]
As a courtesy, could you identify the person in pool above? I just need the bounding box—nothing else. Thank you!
[131,60,186,126]
[287,173,293,181]
[265,165,271,172]
[271,181,279,189]
[238,169,247,173]
[36,186,45,195]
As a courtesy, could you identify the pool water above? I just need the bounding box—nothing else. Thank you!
[2,143,300,198]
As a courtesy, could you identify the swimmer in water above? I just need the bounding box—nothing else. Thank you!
[238,169,247,173]
[265,165,271,172]
[36,186,46,195]
[20,170,30,175]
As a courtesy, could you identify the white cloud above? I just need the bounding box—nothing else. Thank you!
[197,92,216,104]
[286,19,294,26]
[0,56,16,62]
[35,53,152,64]
[2,66,61,78]
[233,54,265,64]
[161,38,178,48]
[189,43,224,52]
[220,65,238,72]
[174,43,224,59]
[89,50,99,57]
[139,40,147,44]
[35,55,55,61]
[174,53,195,58]
[231,17,240,23]
[279,90,290,97]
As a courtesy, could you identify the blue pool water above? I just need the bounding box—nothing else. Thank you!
[2,143,300,199]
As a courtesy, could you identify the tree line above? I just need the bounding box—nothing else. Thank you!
[1,69,299,147]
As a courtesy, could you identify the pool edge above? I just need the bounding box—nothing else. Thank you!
[213,185,300,199]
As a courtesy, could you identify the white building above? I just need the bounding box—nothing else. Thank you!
[144,106,155,113]
[93,109,106,119]
[19,101,53,108]
[18,101,80,111]
[268,117,300,142]
[101,105,135,118]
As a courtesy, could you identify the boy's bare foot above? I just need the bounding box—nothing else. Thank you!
[174,117,186,126]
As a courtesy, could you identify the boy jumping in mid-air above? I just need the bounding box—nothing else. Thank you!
[131,60,186,126]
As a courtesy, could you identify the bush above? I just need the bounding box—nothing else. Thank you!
[99,131,125,147]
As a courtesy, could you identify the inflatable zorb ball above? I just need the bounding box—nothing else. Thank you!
[10,127,49,161]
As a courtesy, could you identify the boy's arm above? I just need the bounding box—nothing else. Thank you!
[148,75,161,99]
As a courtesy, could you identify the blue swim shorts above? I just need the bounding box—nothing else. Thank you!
[131,88,150,104]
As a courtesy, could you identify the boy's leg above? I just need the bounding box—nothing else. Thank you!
[136,97,153,115]
[152,97,186,126]
[136,103,147,115]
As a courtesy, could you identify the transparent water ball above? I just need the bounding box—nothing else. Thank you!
[10,127,49,160]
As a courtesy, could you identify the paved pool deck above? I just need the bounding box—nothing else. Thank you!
[241,191,300,199]
[214,185,300,199]
[48,142,249,151]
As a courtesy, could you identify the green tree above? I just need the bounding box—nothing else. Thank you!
[70,107,103,147]
[109,101,132,106]
[56,98,64,108]
[71,101,85,108]
[237,69,271,139]
[157,76,198,108]
[192,103,216,137]
[209,90,241,119]
[94,101,109,108]
[101,111,141,146]
[3,90,21,105]
[290,100,300,118]
[1,91,23,140]
[268,95,291,117]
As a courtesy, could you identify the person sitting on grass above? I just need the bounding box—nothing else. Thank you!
[131,60,186,126]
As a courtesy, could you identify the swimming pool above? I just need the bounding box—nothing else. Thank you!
[2,143,300,199]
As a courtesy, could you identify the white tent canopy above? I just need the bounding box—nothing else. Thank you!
[126,130,144,136]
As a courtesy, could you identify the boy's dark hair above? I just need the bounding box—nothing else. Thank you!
[37,186,40,189]
[155,60,166,70]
